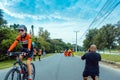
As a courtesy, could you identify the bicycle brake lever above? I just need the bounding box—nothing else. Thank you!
[8,52,12,56]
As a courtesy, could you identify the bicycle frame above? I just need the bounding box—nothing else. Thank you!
[4,51,35,80]
[10,52,28,74]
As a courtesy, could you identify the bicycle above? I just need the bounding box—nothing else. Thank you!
[4,52,35,80]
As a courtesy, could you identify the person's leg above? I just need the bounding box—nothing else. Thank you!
[19,55,23,73]
[33,55,35,61]
[19,55,23,61]
[26,51,33,80]
[26,59,32,80]
[83,77,88,80]
[34,55,36,61]
[38,55,41,61]
[91,75,98,80]
[83,71,88,80]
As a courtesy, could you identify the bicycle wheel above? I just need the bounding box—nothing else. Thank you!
[31,63,35,80]
[4,68,21,80]
[21,63,28,80]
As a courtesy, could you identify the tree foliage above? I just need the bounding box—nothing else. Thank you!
[83,28,98,50]
[34,27,72,53]
[10,24,19,30]
[83,24,119,51]
[0,9,7,27]
[115,20,120,48]
[0,28,21,60]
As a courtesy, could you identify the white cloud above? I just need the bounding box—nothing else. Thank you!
[31,18,90,46]
[0,3,89,46]
[0,4,25,18]
[1,0,22,6]
[0,3,72,21]
[1,0,118,46]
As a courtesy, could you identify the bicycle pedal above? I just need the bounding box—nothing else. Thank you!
[20,70,23,74]
[23,76,28,80]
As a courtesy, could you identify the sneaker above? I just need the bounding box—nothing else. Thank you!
[28,78,32,80]
[20,70,23,74]
[28,76,32,80]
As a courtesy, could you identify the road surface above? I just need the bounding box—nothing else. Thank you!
[0,53,120,80]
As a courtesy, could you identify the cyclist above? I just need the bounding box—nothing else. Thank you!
[38,48,42,61]
[81,44,101,80]
[33,47,37,61]
[7,25,33,80]
[64,49,68,56]
[71,50,75,57]
[68,49,72,56]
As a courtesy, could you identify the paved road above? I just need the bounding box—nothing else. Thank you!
[0,53,120,80]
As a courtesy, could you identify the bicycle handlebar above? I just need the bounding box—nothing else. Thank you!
[8,52,28,56]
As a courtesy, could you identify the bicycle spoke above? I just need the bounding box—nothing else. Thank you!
[4,69,21,80]
[31,63,35,80]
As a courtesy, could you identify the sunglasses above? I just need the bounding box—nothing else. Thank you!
[18,29,24,32]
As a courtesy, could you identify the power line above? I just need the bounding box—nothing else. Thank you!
[88,0,117,29]
[94,0,116,21]
[79,0,120,44]
[87,0,113,28]
[79,0,112,39]
[95,0,120,27]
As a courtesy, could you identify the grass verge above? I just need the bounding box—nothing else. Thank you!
[75,52,120,62]
[0,53,55,70]
[101,54,120,62]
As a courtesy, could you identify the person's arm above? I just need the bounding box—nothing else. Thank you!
[81,53,86,60]
[28,35,32,50]
[98,54,101,61]
[8,40,18,51]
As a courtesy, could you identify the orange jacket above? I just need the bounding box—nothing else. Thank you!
[8,34,32,51]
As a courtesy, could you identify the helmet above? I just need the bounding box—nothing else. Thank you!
[17,25,27,32]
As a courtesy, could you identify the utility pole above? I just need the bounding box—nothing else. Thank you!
[74,31,79,53]
[72,41,75,51]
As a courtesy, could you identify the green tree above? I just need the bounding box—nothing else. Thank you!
[0,28,21,60]
[83,28,98,50]
[38,27,50,40]
[38,27,43,36]
[115,21,120,48]
[10,24,19,30]
[36,27,51,52]
[32,27,78,53]
[0,9,7,27]
[93,28,106,50]
[49,39,68,53]
[66,43,73,50]
[35,36,50,53]
[101,24,117,51]
[41,30,50,40]
[83,24,117,51]
[31,25,34,36]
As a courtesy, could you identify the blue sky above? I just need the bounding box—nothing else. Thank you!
[0,0,120,46]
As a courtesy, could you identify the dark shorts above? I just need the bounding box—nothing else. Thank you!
[83,71,99,78]
[34,54,37,56]
[38,54,41,56]
[21,48,33,60]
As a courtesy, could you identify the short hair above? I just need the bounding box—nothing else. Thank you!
[90,44,97,52]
